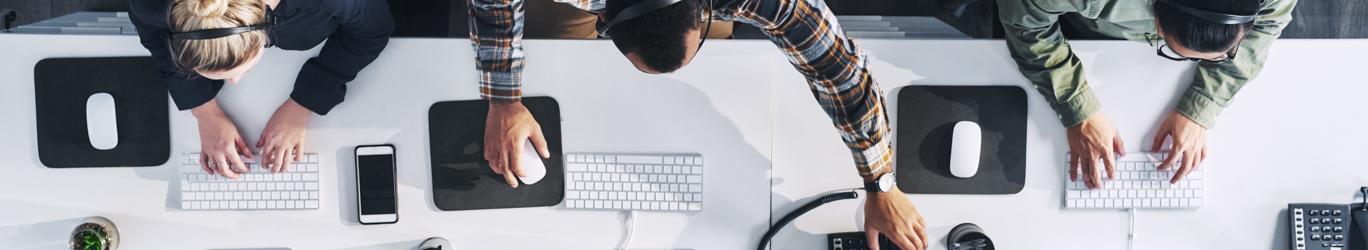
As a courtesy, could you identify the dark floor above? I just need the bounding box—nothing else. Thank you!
[3,0,1364,38]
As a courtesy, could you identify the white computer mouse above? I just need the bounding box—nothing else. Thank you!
[949,121,981,178]
[86,92,118,150]
[518,139,547,185]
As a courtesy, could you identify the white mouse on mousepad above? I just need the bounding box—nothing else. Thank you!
[86,92,118,150]
[518,139,547,185]
[950,121,981,178]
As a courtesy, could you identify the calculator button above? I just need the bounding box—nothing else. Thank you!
[1332,210,1342,216]
[1312,234,1321,240]
[1334,226,1343,232]
[1311,210,1321,216]
[1333,218,1342,224]
[1312,227,1322,232]
[1334,235,1344,240]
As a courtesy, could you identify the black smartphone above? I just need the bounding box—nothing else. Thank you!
[355,144,398,224]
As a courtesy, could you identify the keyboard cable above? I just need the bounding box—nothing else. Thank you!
[618,210,638,250]
[1128,208,1138,250]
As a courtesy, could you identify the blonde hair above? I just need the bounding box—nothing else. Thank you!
[168,0,270,76]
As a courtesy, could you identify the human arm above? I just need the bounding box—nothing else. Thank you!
[257,0,395,170]
[998,0,1123,188]
[1154,0,1295,181]
[733,0,924,248]
[286,0,395,115]
[129,0,252,177]
[468,0,552,187]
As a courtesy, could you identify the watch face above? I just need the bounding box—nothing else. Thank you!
[878,173,895,192]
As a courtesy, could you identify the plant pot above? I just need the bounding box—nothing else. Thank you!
[69,216,119,250]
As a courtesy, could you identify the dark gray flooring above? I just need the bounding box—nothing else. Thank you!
[3,0,1363,38]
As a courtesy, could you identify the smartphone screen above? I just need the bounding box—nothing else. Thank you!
[356,146,397,224]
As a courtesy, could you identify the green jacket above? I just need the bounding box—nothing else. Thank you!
[998,0,1295,128]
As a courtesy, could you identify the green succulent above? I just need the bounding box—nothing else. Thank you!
[73,227,107,250]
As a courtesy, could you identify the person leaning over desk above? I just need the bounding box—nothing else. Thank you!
[998,0,1294,189]
[468,0,930,249]
[129,0,394,178]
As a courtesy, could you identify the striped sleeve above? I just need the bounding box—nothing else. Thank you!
[733,0,892,177]
[468,0,527,101]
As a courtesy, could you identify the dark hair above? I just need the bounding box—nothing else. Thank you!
[1152,0,1260,53]
[605,0,701,73]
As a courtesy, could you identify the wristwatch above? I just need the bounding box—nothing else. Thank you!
[863,171,896,193]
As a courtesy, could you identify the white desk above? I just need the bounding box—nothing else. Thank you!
[3,33,1367,250]
[0,35,773,249]
[770,39,1368,250]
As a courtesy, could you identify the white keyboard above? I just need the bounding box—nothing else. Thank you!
[1064,152,1205,209]
[178,152,321,210]
[563,153,704,212]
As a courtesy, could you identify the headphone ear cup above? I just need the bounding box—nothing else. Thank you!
[947,223,994,250]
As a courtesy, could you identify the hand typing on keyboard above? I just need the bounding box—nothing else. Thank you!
[1151,110,1208,184]
[256,99,311,173]
[1066,113,1126,190]
[192,100,256,179]
[1064,152,1205,208]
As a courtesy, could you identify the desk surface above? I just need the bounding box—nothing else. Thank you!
[0,35,773,249]
[2,34,1367,250]
[770,39,1368,250]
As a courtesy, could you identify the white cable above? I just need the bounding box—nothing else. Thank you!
[618,210,638,250]
[1128,208,1138,250]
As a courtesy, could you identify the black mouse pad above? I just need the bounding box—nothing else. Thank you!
[895,86,1027,194]
[34,57,170,168]
[428,97,564,211]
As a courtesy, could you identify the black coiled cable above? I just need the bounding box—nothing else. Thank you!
[756,189,861,250]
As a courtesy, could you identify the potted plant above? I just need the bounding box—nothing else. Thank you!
[69,216,118,250]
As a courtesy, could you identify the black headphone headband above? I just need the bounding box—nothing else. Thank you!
[170,5,279,45]
[597,0,685,36]
[171,25,268,40]
[1157,0,1258,25]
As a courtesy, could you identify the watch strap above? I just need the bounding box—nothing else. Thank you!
[864,179,882,191]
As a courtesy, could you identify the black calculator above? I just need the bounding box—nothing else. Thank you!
[1290,203,1353,250]
[828,232,899,250]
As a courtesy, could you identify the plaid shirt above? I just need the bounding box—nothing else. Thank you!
[468,0,892,176]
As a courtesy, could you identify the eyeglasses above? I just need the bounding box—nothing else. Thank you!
[696,0,714,51]
[1148,36,1236,63]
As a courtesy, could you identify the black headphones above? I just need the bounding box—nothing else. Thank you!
[1156,0,1259,25]
[170,5,279,47]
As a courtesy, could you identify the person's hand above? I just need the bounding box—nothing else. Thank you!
[1067,113,1125,189]
[1151,110,1207,183]
[484,101,550,188]
[864,186,929,250]
[257,98,310,173]
[191,100,255,179]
